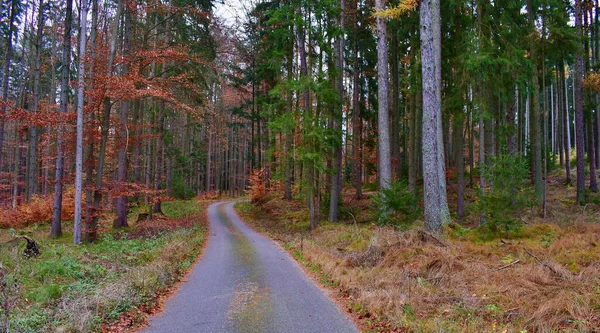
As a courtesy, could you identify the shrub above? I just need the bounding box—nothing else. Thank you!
[371,180,420,226]
[246,168,270,205]
[473,155,537,234]
[0,188,75,228]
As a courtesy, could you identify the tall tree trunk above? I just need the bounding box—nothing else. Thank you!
[375,0,392,193]
[575,0,586,203]
[74,0,88,244]
[114,5,131,228]
[390,31,401,179]
[420,0,450,233]
[527,0,543,198]
[454,113,465,218]
[27,0,44,200]
[352,36,362,199]
[284,18,294,200]
[328,0,345,222]
[0,0,18,185]
[51,0,73,238]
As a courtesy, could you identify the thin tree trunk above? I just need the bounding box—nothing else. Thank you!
[352,39,362,199]
[0,0,18,186]
[84,0,98,243]
[114,3,131,228]
[27,0,44,200]
[328,0,345,222]
[375,0,392,193]
[454,114,465,218]
[74,0,88,244]
[51,0,73,237]
[527,0,543,198]
[575,0,586,203]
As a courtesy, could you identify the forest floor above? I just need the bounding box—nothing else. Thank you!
[0,199,209,333]
[236,175,600,333]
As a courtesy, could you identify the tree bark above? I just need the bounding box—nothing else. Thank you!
[575,0,586,204]
[527,0,544,199]
[420,0,451,233]
[328,0,345,222]
[375,0,392,193]
[74,0,88,244]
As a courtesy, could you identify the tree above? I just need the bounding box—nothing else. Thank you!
[74,0,88,245]
[420,0,450,233]
[51,0,73,238]
[375,0,391,192]
[575,0,586,204]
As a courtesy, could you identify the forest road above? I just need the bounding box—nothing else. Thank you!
[141,201,360,333]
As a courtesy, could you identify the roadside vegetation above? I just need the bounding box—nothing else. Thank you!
[0,198,208,333]
[238,172,600,333]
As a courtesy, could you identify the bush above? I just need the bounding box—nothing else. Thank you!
[371,180,420,226]
[0,188,75,228]
[473,155,537,234]
[246,168,270,205]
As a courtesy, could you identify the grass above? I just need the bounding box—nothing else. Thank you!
[0,198,209,332]
[236,178,600,333]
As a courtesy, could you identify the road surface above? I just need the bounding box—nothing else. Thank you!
[142,201,360,333]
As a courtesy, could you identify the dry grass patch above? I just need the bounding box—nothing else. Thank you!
[237,197,600,333]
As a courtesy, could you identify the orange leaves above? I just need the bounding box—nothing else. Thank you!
[0,189,75,228]
[246,168,270,205]
[584,71,600,92]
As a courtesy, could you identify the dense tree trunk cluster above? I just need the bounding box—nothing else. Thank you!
[1,0,600,240]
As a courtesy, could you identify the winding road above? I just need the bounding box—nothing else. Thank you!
[142,202,360,333]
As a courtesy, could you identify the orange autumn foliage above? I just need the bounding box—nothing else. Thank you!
[0,188,75,228]
[246,169,270,205]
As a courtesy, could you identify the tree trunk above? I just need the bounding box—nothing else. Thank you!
[114,4,131,229]
[51,0,73,238]
[375,0,392,193]
[0,0,18,186]
[420,0,451,233]
[27,0,44,201]
[328,0,345,222]
[527,0,544,199]
[352,37,362,199]
[74,0,88,244]
[575,0,586,203]
[454,113,465,219]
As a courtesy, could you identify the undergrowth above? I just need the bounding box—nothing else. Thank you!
[238,195,600,333]
[0,199,208,332]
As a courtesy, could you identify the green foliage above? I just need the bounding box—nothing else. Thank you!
[371,181,420,226]
[473,155,538,235]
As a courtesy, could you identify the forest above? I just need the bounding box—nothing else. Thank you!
[1,0,600,331]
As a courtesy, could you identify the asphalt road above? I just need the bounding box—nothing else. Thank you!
[142,201,360,333]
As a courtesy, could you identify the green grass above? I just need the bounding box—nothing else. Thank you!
[0,199,208,333]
